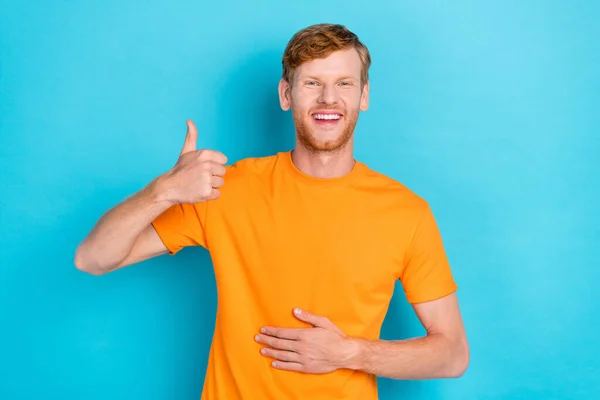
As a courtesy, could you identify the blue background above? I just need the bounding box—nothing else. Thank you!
[1,1,598,399]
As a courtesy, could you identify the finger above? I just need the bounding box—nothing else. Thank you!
[211,176,224,189]
[209,162,227,177]
[206,188,220,201]
[293,308,330,329]
[180,120,198,155]
[271,361,304,372]
[260,326,306,340]
[201,149,228,165]
[260,348,300,363]
[255,334,297,352]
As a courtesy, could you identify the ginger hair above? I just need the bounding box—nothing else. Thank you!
[282,23,371,89]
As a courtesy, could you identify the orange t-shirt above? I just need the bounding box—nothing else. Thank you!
[151,150,457,400]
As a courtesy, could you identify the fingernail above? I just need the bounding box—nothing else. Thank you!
[294,308,301,315]
[261,327,266,333]
[261,348,266,355]
[272,361,277,367]
[255,335,260,342]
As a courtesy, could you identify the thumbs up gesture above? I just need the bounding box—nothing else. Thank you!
[162,120,228,204]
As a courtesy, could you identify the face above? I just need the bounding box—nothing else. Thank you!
[278,48,370,153]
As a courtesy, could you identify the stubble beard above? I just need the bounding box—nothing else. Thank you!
[293,108,359,155]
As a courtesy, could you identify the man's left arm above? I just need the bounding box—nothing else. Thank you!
[345,292,469,379]
[347,201,469,379]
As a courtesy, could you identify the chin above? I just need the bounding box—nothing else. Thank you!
[299,131,351,152]
[293,112,357,153]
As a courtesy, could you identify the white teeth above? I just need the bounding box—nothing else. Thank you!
[314,114,341,120]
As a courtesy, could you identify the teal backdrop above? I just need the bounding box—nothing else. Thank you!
[1,1,598,399]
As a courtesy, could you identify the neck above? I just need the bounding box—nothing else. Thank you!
[291,140,356,179]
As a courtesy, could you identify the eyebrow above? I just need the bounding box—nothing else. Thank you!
[301,76,358,81]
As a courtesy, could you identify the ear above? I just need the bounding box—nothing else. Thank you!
[278,79,292,111]
[359,81,370,112]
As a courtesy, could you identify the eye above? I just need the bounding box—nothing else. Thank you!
[305,81,319,86]
[338,81,352,87]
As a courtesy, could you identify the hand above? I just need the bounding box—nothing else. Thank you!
[162,120,228,204]
[255,308,360,374]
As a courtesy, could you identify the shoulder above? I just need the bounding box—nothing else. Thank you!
[357,161,430,212]
[224,153,279,180]
[226,153,278,174]
[218,152,281,193]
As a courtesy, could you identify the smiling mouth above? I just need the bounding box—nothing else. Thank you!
[312,113,343,122]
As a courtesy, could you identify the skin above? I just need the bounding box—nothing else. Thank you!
[73,121,226,276]
[278,48,369,179]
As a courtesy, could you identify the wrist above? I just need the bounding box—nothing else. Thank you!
[340,337,368,371]
[148,173,178,206]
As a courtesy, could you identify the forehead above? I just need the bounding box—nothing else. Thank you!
[295,48,362,80]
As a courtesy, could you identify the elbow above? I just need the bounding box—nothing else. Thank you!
[447,339,470,378]
[74,244,109,276]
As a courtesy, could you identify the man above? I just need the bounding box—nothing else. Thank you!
[75,23,469,400]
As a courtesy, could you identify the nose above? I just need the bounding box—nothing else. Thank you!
[317,84,339,105]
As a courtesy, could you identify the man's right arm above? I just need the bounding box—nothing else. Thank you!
[74,175,174,275]
[74,120,227,276]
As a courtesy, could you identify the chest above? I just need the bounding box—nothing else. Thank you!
[210,189,405,298]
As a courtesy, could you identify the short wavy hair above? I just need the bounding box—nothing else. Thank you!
[281,23,371,89]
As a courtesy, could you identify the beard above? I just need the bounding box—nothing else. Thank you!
[293,107,359,153]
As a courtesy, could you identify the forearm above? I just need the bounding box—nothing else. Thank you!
[75,174,173,274]
[346,333,468,380]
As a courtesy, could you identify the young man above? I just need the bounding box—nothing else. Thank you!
[75,23,469,400]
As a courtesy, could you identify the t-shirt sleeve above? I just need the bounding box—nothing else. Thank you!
[400,204,458,304]
[151,202,208,255]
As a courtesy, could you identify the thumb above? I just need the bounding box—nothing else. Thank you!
[180,120,198,155]
[293,308,329,328]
